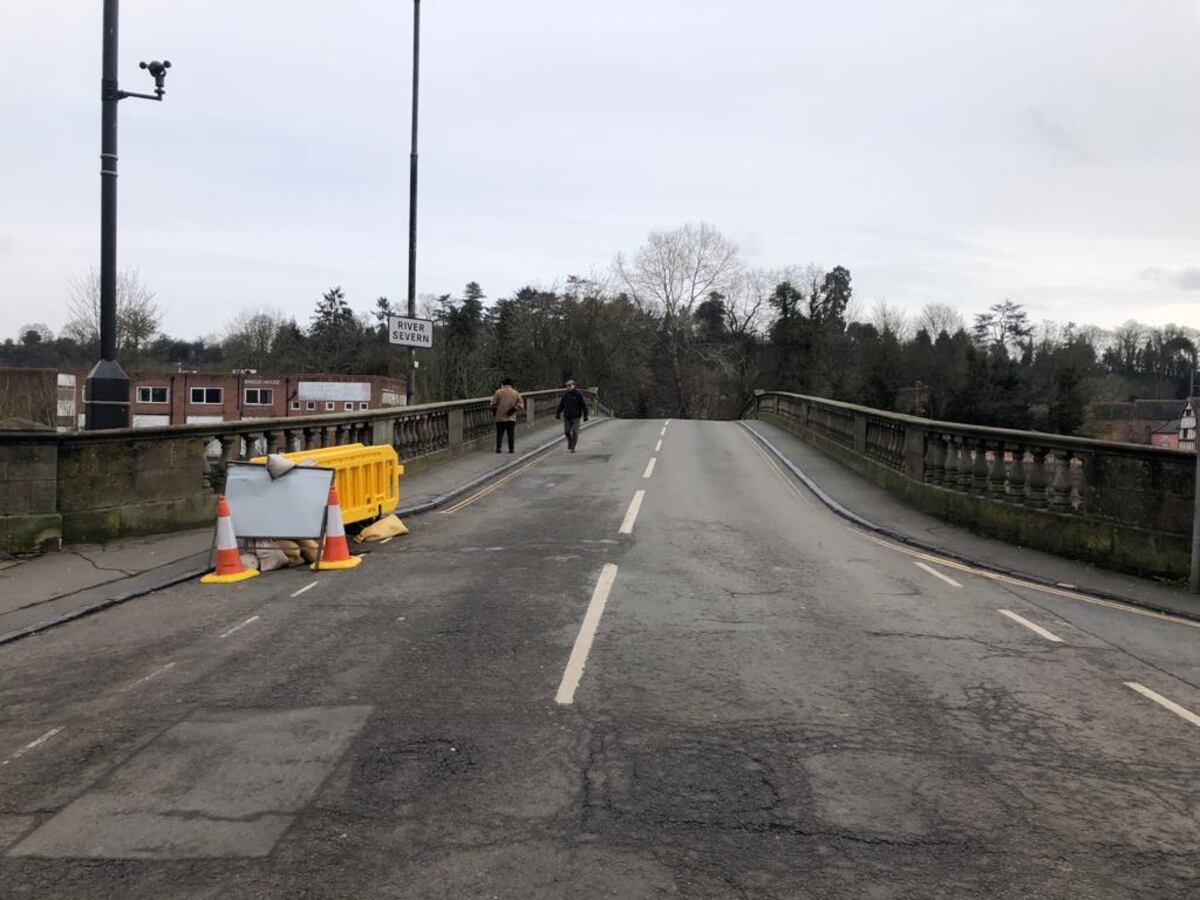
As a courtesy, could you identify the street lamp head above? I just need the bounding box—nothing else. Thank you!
[138,59,172,96]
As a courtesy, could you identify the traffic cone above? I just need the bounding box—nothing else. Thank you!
[313,484,363,570]
[201,496,260,584]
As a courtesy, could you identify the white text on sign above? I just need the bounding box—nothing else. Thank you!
[388,315,434,349]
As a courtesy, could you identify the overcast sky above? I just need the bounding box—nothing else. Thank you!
[2,0,1199,341]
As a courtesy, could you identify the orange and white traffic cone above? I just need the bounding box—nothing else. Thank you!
[313,484,363,570]
[201,496,260,584]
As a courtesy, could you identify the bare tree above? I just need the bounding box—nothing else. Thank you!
[223,308,286,370]
[916,302,965,337]
[614,223,741,416]
[17,323,54,345]
[63,267,161,354]
[871,299,911,340]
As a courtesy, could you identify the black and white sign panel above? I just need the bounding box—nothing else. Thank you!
[388,315,434,348]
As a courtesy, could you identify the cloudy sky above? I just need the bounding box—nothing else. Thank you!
[2,0,1198,341]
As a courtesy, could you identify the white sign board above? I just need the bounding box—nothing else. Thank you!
[224,463,334,539]
[298,381,371,402]
[388,315,434,348]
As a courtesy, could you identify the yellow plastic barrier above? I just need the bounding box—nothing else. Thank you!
[250,443,403,525]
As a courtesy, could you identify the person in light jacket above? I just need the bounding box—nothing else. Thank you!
[555,379,589,453]
[489,377,524,453]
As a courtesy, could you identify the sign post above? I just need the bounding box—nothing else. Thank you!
[388,315,434,350]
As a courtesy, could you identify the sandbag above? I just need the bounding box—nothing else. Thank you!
[275,539,306,567]
[256,547,291,573]
[355,514,409,543]
[298,539,320,564]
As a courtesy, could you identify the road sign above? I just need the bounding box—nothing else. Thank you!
[388,315,434,348]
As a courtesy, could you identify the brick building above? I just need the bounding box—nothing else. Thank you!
[120,372,408,427]
[44,371,406,429]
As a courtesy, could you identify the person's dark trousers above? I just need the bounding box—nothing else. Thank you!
[563,416,581,450]
[496,421,516,453]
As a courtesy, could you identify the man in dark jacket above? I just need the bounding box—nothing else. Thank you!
[555,379,589,453]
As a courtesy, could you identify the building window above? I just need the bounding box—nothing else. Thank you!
[136,386,168,404]
[244,388,274,406]
[344,401,354,411]
[359,401,369,410]
[306,401,316,411]
[190,387,223,405]
[325,401,335,411]
[290,401,301,411]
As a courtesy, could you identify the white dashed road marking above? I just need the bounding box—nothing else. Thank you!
[1125,682,1200,729]
[914,561,962,588]
[619,491,645,535]
[643,458,657,479]
[556,564,619,705]
[291,580,319,598]
[998,609,1064,643]
[1,727,64,767]
[655,440,662,452]
[126,662,177,689]
[219,615,260,639]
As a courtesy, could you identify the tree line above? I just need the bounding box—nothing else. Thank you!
[3,225,1197,435]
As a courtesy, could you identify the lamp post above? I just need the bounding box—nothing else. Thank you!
[85,0,171,430]
[405,0,421,406]
[1190,346,1199,593]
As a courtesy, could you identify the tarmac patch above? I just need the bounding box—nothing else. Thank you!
[10,706,371,859]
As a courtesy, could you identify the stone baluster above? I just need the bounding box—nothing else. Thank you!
[1007,444,1027,503]
[932,436,947,485]
[283,429,299,453]
[987,442,1007,497]
[955,440,974,491]
[970,439,990,494]
[303,427,320,451]
[218,433,239,464]
[923,434,941,483]
[1025,447,1050,508]
[319,426,333,449]
[942,436,959,488]
[1049,450,1074,510]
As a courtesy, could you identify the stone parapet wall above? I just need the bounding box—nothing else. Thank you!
[752,391,1195,582]
[0,389,610,554]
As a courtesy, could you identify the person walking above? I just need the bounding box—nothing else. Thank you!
[490,377,524,454]
[555,379,589,453]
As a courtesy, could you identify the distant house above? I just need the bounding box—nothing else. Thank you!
[1086,399,1187,445]
[1150,418,1181,450]
[1181,399,1197,451]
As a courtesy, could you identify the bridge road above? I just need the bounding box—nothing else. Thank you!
[2,419,1199,898]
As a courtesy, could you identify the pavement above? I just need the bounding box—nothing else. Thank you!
[2,419,1200,897]
[744,419,1200,620]
[0,418,584,642]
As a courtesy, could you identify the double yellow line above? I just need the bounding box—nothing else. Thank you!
[440,453,551,515]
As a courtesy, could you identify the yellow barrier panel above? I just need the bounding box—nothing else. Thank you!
[250,443,403,525]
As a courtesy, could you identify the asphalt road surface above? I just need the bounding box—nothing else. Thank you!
[2,420,1199,898]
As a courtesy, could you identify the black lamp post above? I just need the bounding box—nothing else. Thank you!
[405,0,421,406]
[85,0,171,430]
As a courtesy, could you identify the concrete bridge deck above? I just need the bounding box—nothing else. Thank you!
[2,419,1199,897]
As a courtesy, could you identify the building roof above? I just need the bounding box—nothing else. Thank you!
[1089,399,1186,421]
[1150,418,1182,434]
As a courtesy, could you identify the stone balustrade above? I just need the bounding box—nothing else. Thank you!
[0,388,607,554]
[751,391,1196,581]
